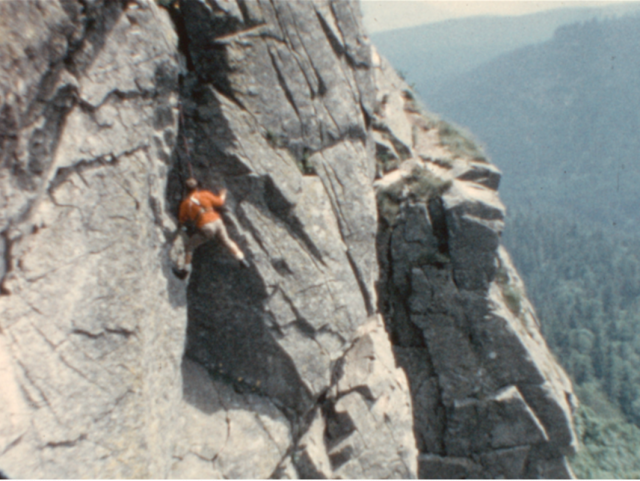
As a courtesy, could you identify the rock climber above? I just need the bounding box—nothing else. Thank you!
[173,177,249,279]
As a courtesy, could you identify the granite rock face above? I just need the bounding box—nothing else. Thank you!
[0,0,576,479]
[373,57,578,478]
[170,0,416,476]
[1,0,417,478]
[0,1,186,477]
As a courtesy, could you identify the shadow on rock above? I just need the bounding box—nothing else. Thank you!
[183,240,313,418]
[162,242,188,309]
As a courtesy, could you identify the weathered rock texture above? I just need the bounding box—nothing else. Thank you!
[0,0,417,478]
[372,56,578,478]
[0,0,576,479]
[0,0,186,477]
[169,0,416,477]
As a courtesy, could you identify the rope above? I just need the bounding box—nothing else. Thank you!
[178,103,194,178]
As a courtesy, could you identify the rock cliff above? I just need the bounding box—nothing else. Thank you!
[371,59,578,478]
[1,1,185,477]
[0,0,576,478]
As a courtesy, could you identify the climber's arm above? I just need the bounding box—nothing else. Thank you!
[203,189,227,209]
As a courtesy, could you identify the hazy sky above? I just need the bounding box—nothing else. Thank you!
[361,1,625,33]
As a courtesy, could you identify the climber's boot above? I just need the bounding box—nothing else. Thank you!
[172,264,192,279]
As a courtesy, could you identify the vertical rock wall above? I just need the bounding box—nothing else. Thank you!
[0,0,419,478]
[169,0,417,477]
[0,1,185,477]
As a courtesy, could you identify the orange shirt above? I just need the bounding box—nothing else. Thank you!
[179,189,225,229]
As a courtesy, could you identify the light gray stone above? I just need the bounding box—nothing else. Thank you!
[519,382,578,454]
[172,359,291,479]
[273,455,300,479]
[327,318,418,479]
[0,1,185,478]
[295,409,333,479]
[452,160,502,191]
[0,236,5,290]
[371,55,415,157]
[443,181,505,292]
[0,0,578,478]
[173,1,418,479]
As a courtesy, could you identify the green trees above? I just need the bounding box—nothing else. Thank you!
[505,211,640,400]
[572,403,640,478]
[504,210,640,476]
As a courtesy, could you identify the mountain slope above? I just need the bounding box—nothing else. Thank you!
[427,13,640,234]
[370,3,640,99]
[405,12,640,478]
[503,210,640,478]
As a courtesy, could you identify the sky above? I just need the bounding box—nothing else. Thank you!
[361,1,625,33]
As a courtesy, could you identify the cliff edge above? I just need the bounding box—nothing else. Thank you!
[372,55,577,478]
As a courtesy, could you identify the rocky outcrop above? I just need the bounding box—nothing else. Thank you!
[372,57,578,477]
[0,0,576,479]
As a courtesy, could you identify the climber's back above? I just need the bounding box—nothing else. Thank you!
[179,188,225,229]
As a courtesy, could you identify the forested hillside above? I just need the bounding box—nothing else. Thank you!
[505,212,640,422]
[427,14,640,234]
[504,210,640,478]
[424,14,640,418]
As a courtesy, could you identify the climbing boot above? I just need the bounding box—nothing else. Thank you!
[172,267,188,279]
[172,264,192,279]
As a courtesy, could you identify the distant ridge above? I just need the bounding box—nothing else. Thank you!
[371,2,640,100]
[426,13,640,233]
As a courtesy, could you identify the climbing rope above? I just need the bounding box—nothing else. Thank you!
[178,103,194,179]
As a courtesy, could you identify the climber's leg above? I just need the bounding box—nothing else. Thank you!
[203,220,245,261]
[184,231,207,267]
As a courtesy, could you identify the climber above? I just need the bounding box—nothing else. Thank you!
[173,177,249,279]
